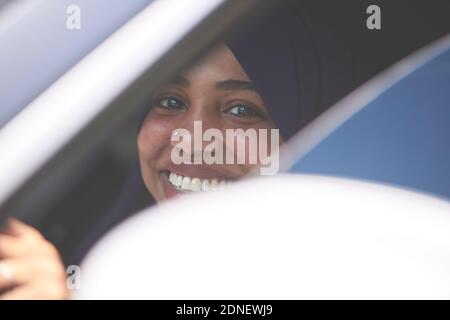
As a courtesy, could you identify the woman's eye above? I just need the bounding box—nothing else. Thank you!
[154,96,185,111]
[226,104,263,118]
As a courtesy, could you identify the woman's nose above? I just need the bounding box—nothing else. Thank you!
[170,104,224,160]
[176,99,223,135]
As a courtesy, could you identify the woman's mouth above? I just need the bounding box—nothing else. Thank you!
[167,171,228,192]
[158,163,238,199]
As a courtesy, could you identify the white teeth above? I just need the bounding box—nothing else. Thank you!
[219,180,227,190]
[210,179,219,191]
[169,172,176,185]
[167,172,227,192]
[181,177,191,190]
[191,178,201,192]
[176,175,182,187]
[201,180,210,192]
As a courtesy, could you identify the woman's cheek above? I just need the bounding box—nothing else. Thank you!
[138,115,175,161]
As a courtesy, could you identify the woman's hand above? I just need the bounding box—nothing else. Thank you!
[0,219,69,300]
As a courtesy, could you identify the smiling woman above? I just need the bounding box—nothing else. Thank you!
[0,0,353,300]
[137,43,283,202]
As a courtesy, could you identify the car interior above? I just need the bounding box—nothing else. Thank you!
[1,0,450,268]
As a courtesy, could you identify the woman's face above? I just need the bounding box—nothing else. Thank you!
[137,44,280,202]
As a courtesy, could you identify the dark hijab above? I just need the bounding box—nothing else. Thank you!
[137,3,354,139]
[227,4,353,140]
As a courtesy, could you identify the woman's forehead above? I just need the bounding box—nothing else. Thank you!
[180,44,250,83]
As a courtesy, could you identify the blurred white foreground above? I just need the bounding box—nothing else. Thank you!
[76,175,450,299]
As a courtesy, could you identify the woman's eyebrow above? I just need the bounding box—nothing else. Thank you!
[169,75,190,87]
[216,79,257,91]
